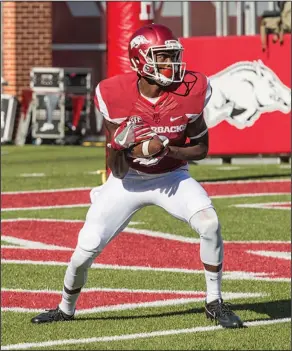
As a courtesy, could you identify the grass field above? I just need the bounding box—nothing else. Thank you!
[1,145,291,350]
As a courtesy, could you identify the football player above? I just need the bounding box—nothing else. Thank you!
[31,23,243,328]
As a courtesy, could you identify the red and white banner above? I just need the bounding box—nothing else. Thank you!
[181,34,291,155]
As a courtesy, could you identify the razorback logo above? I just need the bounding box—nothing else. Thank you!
[2,180,290,281]
[2,219,290,280]
[130,35,150,49]
[204,60,291,129]
[2,180,290,313]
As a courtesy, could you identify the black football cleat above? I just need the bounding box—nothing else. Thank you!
[31,306,74,324]
[205,298,243,328]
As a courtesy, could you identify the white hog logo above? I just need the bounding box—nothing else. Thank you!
[130,35,150,49]
[204,60,291,129]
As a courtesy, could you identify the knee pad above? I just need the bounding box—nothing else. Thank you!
[190,207,220,239]
[190,207,223,265]
[77,220,106,252]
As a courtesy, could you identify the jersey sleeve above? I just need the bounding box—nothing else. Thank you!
[94,81,127,125]
[95,82,110,120]
[188,114,208,141]
[187,74,212,124]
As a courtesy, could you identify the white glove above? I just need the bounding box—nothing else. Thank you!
[133,136,170,167]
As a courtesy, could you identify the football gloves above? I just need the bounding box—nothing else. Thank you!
[133,135,170,167]
[110,119,156,151]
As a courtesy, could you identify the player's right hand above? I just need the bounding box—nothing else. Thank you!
[111,120,156,151]
[132,135,170,167]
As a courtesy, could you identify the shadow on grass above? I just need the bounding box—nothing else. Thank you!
[75,299,291,324]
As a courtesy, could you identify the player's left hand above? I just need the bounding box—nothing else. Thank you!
[133,136,169,167]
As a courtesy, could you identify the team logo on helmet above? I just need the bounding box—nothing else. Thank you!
[130,35,150,49]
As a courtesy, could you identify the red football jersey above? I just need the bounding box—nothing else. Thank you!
[94,71,211,174]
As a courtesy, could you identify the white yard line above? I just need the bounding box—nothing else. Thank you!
[1,187,92,195]
[2,299,204,315]
[2,292,265,315]
[19,173,45,178]
[2,218,85,223]
[1,245,22,249]
[1,245,72,251]
[1,204,90,212]
[1,260,289,282]
[2,287,265,298]
[3,287,207,294]
[123,227,290,244]
[232,202,291,210]
[1,235,73,250]
[211,192,290,199]
[201,179,290,184]
[2,193,290,212]
[247,250,291,260]
[2,179,290,195]
[1,218,290,244]
[125,227,200,243]
[216,167,241,170]
[1,318,290,350]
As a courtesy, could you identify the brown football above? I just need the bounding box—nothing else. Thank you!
[130,136,164,158]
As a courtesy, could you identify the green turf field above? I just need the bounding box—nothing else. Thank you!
[1,145,291,350]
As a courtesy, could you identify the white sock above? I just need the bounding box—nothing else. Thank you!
[59,288,80,316]
[204,269,222,304]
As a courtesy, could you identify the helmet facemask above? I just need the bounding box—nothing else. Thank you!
[136,40,186,86]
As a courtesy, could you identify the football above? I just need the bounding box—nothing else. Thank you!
[130,135,164,158]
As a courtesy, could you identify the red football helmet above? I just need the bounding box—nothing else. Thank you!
[128,24,186,86]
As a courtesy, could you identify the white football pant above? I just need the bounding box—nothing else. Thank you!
[63,166,223,293]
